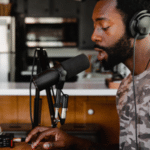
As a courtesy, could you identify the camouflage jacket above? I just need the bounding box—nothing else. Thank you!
[116,67,150,150]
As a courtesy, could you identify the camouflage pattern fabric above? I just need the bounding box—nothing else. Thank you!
[116,67,150,150]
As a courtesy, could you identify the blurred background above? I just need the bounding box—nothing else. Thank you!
[0,0,130,83]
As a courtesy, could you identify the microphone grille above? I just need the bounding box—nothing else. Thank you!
[61,54,90,79]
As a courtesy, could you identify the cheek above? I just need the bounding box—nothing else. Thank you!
[104,24,125,46]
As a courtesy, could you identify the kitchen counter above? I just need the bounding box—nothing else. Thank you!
[0,75,118,96]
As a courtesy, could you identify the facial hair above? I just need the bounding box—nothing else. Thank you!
[94,33,133,70]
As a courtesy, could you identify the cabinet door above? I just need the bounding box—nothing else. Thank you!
[0,96,18,123]
[51,0,78,17]
[85,96,119,144]
[17,96,34,124]
[74,96,119,144]
[28,0,50,17]
[79,0,97,49]
[74,96,87,124]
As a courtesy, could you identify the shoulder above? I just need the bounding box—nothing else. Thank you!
[116,74,132,106]
[117,73,132,96]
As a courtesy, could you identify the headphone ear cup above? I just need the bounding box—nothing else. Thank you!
[138,16,150,35]
[129,10,150,39]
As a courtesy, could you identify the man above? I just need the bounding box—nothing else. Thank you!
[25,0,150,149]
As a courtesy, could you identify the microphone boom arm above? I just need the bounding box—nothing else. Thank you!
[32,48,69,128]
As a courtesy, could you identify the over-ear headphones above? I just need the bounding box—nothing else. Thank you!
[129,10,150,39]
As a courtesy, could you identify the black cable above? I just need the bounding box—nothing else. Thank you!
[61,90,65,95]
[145,59,150,70]
[132,33,139,150]
[51,86,56,102]
[29,49,37,125]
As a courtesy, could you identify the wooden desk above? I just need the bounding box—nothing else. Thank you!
[0,96,119,145]
[0,80,119,145]
[2,142,37,150]
[2,142,60,150]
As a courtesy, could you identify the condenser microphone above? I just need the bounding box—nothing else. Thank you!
[61,94,69,125]
[33,54,90,91]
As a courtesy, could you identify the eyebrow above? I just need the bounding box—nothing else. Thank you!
[95,17,109,22]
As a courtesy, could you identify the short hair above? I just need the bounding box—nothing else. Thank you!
[116,0,150,22]
[116,0,150,36]
[97,0,150,36]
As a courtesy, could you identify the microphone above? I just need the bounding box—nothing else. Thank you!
[61,94,69,125]
[33,54,90,91]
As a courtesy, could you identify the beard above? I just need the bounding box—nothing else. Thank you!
[94,33,133,70]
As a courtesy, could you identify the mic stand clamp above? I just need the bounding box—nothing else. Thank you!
[53,65,68,125]
[54,88,69,125]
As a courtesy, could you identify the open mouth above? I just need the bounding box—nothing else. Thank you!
[94,47,107,62]
[94,47,104,52]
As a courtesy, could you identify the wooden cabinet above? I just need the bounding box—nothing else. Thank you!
[0,96,18,123]
[73,96,119,144]
[0,96,119,144]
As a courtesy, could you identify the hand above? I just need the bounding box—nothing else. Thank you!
[25,126,74,149]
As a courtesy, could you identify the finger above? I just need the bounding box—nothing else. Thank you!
[31,141,44,149]
[32,129,57,149]
[25,126,50,142]
[43,141,65,149]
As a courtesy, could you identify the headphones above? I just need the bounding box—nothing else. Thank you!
[129,10,150,39]
[129,10,150,150]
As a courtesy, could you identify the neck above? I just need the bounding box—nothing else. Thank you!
[125,57,150,76]
[124,37,150,76]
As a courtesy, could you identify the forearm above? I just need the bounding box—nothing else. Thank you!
[70,136,119,150]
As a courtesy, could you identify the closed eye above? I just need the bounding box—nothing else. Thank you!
[102,26,110,31]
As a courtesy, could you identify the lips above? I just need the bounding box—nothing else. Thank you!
[94,47,108,62]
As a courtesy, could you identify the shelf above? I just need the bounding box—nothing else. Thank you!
[26,41,77,47]
[27,48,98,57]
[25,17,77,24]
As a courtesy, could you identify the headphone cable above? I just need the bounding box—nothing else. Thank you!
[29,49,37,126]
[132,33,139,150]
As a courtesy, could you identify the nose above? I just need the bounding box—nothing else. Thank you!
[91,28,102,43]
